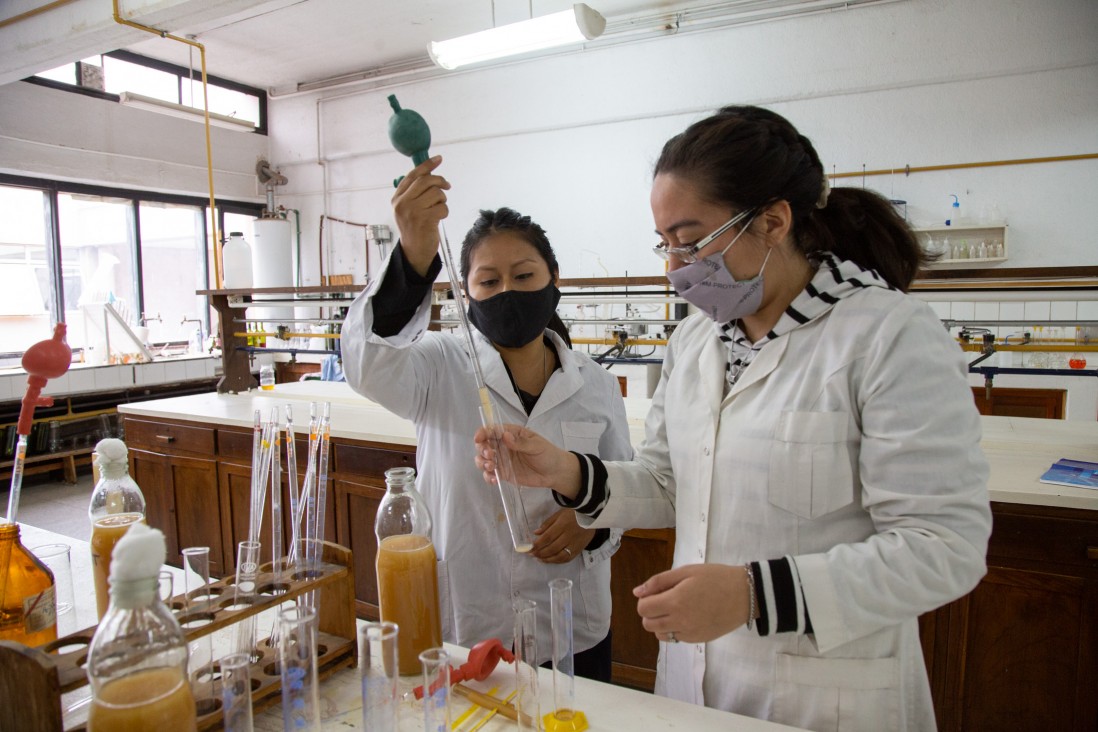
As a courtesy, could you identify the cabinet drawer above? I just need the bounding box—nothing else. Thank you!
[989,506,1098,571]
[218,428,309,464]
[125,418,215,456]
[217,428,252,462]
[332,443,415,481]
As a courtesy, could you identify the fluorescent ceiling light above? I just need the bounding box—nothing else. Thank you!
[429,3,606,70]
[118,91,256,131]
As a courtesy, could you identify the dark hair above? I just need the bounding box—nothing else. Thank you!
[459,207,572,347]
[654,105,927,291]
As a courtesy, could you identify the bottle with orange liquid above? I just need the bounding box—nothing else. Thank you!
[89,438,146,620]
[0,522,57,647]
[375,466,442,675]
[87,522,196,732]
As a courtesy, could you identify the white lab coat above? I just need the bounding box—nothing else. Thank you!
[341,261,632,663]
[586,286,991,731]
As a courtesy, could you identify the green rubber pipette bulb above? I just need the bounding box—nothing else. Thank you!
[387,95,431,166]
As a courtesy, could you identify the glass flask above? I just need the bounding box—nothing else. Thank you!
[89,438,146,620]
[0,523,57,647]
[87,525,196,732]
[374,466,442,675]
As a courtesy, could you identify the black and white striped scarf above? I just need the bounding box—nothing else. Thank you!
[717,253,895,387]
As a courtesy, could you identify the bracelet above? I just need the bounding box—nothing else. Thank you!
[744,564,757,632]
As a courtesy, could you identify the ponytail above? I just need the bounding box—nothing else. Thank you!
[547,312,573,349]
[799,188,929,291]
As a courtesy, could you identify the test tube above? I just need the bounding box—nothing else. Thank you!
[182,546,212,612]
[182,546,214,696]
[420,647,451,732]
[360,621,399,732]
[279,605,321,732]
[548,578,586,729]
[514,598,541,731]
[220,652,255,732]
[234,540,261,661]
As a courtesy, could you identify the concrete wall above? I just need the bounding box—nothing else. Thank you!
[0,80,267,201]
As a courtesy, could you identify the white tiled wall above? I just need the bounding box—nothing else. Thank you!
[0,356,219,402]
[926,295,1097,421]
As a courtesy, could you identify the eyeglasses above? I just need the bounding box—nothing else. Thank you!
[652,208,756,264]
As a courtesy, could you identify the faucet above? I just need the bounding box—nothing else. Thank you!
[141,312,162,326]
[181,317,205,354]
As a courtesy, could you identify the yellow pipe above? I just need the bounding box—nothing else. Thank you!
[832,153,1098,181]
[0,0,79,29]
[234,331,338,339]
[572,337,668,347]
[112,0,222,287]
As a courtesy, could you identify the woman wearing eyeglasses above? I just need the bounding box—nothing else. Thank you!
[341,157,632,681]
[476,106,991,730]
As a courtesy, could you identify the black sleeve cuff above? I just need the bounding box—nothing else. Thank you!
[750,557,813,637]
[584,528,611,552]
[552,452,609,519]
[372,243,443,337]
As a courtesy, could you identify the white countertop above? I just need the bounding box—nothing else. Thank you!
[250,640,802,732]
[118,383,1098,512]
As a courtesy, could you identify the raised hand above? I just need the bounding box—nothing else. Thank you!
[392,155,451,276]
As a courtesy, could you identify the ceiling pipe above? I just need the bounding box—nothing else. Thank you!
[0,0,80,29]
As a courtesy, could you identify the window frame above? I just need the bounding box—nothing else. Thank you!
[24,49,267,135]
[0,173,264,358]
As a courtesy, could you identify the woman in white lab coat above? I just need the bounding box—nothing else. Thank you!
[341,157,632,680]
[475,107,992,730]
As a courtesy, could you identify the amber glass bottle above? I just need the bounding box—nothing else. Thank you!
[0,523,58,647]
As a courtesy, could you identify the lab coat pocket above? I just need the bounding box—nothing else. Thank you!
[771,654,900,732]
[768,411,853,520]
[436,558,453,642]
[560,421,606,456]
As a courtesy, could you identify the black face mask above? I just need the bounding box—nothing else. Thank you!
[466,282,562,349]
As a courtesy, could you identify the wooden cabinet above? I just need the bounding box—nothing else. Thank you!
[129,447,223,571]
[972,387,1066,419]
[610,528,675,691]
[332,478,385,620]
[919,501,1098,731]
[121,414,409,616]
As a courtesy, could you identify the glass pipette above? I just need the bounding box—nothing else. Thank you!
[435,220,535,553]
[386,94,534,552]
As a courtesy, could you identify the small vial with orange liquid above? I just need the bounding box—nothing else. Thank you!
[375,466,442,675]
[89,439,146,620]
[87,522,196,732]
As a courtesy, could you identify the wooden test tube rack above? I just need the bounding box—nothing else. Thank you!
[0,541,358,732]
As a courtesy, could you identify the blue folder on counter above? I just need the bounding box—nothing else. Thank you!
[1039,458,1098,489]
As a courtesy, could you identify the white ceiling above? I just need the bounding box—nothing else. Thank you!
[117,0,841,95]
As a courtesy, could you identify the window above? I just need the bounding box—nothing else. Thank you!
[138,202,208,343]
[0,175,263,359]
[102,54,178,103]
[57,194,138,357]
[0,186,53,353]
[29,50,266,133]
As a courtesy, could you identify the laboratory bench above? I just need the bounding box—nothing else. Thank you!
[6,522,801,732]
[116,382,1098,731]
